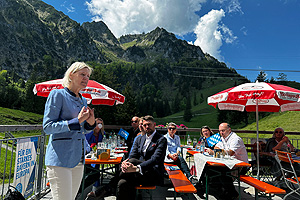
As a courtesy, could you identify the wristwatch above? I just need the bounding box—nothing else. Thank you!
[136,167,140,173]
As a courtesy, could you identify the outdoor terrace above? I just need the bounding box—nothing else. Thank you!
[1,125,300,200]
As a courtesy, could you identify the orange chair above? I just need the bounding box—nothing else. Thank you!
[275,150,300,199]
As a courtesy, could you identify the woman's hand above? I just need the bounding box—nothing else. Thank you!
[282,136,289,143]
[78,107,90,124]
[86,107,95,126]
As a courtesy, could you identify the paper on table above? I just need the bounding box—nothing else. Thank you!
[166,166,180,171]
[112,153,124,157]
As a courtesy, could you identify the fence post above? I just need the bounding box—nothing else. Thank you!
[36,131,46,199]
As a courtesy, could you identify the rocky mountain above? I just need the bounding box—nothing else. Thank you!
[119,27,205,63]
[1,0,217,79]
[0,0,105,77]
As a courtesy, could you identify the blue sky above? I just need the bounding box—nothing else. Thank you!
[43,0,300,83]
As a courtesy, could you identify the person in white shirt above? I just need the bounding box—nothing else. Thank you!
[203,123,247,200]
[215,123,248,164]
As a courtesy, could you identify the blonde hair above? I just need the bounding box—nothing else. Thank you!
[96,118,105,135]
[62,62,93,87]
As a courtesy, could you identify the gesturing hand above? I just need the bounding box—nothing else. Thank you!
[78,106,90,124]
[86,106,95,126]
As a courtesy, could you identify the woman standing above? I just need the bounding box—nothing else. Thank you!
[43,62,96,200]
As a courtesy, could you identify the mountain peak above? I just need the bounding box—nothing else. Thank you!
[82,21,120,47]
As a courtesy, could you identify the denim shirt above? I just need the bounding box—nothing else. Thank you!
[43,88,94,168]
[164,133,181,162]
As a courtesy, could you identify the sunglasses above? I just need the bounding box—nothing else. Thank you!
[275,131,283,133]
[168,128,176,130]
[131,120,138,123]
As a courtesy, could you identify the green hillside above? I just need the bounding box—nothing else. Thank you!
[0,107,43,125]
[157,79,239,129]
[242,111,300,132]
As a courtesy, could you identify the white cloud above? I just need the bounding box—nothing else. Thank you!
[193,9,236,61]
[227,0,243,14]
[66,4,75,13]
[213,0,243,14]
[221,24,237,43]
[85,0,206,37]
[61,1,75,13]
[85,0,240,62]
[240,26,247,36]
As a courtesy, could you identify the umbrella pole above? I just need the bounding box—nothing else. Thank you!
[256,100,260,180]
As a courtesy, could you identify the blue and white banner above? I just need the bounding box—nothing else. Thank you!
[206,133,222,147]
[118,128,129,140]
[13,137,38,198]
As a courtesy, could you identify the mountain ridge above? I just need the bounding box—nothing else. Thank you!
[0,0,215,79]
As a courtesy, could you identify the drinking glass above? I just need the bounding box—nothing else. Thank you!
[224,149,230,159]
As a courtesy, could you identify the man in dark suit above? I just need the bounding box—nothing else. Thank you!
[125,116,140,153]
[87,115,167,200]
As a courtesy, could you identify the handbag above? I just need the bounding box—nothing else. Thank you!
[4,185,25,200]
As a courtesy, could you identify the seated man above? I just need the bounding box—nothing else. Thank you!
[200,123,248,200]
[128,117,145,156]
[125,116,140,154]
[87,115,167,200]
[164,122,194,182]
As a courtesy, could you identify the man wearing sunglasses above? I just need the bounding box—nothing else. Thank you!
[126,116,140,154]
[164,122,195,183]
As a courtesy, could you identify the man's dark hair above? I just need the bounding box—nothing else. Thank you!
[143,115,155,123]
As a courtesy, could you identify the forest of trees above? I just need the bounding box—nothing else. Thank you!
[1,55,298,126]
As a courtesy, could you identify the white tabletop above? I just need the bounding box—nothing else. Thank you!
[194,153,243,179]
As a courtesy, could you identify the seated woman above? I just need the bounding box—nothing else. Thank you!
[83,118,106,195]
[199,125,215,149]
[85,118,105,147]
[164,122,195,182]
[265,127,296,179]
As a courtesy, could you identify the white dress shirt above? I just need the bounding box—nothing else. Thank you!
[142,130,156,156]
[216,132,248,163]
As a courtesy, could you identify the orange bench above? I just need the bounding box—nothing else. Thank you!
[240,175,286,200]
[164,163,197,199]
[135,185,156,200]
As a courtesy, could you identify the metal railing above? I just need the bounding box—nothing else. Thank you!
[0,132,48,200]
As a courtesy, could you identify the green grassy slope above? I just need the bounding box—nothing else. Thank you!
[157,79,239,129]
[0,107,43,125]
[242,111,300,132]
[0,107,43,138]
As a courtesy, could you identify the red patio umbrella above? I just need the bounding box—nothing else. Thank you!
[207,81,300,179]
[33,79,125,106]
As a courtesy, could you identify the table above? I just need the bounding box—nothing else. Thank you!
[187,150,250,200]
[81,155,123,200]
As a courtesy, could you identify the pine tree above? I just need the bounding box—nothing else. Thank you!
[114,83,138,125]
[183,95,192,122]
